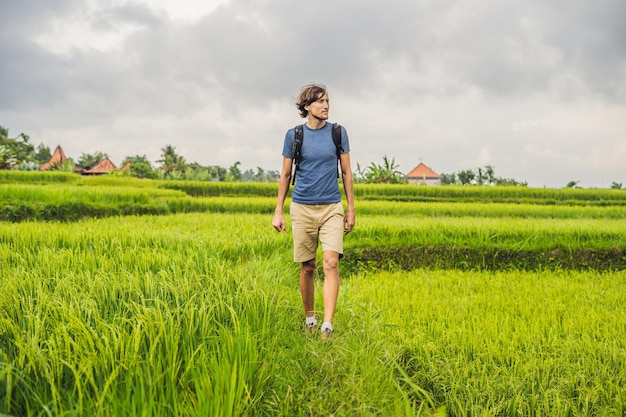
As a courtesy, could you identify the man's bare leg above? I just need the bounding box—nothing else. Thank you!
[300,259,316,319]
[322,251,340,325]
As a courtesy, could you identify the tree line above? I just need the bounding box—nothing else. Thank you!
[356,155,623,189]
[0,125,279,182]
[1,125,623,189]
[354,155,529,187]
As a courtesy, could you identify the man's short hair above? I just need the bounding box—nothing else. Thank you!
[295,84,327,118]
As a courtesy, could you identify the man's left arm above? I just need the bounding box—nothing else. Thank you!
[339,152,355,234]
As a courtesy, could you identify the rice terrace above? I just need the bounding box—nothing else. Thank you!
[1,171,625,416]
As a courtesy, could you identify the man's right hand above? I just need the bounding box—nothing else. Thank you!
[272,213,286,232]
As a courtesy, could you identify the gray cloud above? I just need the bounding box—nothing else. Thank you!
[1,0,624,187]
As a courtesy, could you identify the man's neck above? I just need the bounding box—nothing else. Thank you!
[306,118,326,130]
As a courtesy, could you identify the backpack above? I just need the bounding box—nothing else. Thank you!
[291,123,343,185]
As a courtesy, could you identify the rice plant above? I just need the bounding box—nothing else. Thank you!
[1,176,625,415]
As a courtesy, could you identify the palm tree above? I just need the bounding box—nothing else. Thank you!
[229,161,242,181]
[363,156,405,183]
[157,145,187,176]
[476,167,486,186]
[457,169,476,185]
[484,165,495,185]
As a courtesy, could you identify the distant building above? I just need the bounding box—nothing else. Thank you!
[38,147,129,175]
[405,162,441,186]
[39,146,69,170]
[81,158,117,175]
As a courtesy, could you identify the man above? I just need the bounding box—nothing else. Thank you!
[272,84,355,342]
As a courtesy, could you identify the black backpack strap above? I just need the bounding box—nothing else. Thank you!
[291,124,304,185]
[331,123,343,178]
[292,123,343,185]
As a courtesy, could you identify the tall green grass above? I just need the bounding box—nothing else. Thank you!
[3,171,626,205]
[3,181,626,224]
[350,216,626,250]
[1,174,626,415]
[0,184,280,222]
[0,214,416,415]
[0,214,286,416]
[342,215,626,272]
[1,212,624,415]
[353,269,626,416]
[354,184,626,205]
[356,200,626,219]
[0,170,79,184]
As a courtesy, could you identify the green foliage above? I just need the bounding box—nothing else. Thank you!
[456,168,476,185]
[15,161,39,171]
[0,145,18,170]
[77,150,108,170]
[229,161,242,181]
[157,144,187,176]
[122,154,157,179]
[34,142,52,164]
[242,167,280,182]
[0,128,34,169]
[439,172,456,185]
[441,165,528,187]
[355,155,406,184]
[3,123,621,190]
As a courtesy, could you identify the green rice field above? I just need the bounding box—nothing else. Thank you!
[1,171,625,416]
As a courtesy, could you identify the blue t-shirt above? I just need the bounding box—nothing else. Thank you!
[282,122,350,205]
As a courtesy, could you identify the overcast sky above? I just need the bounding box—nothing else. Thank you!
[1,0,625,188]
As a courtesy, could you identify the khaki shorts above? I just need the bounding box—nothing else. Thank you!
[290,202,344,262]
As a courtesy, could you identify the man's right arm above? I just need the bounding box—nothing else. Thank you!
[272,156,293,232]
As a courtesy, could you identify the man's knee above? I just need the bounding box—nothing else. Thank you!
[323,253,339,271]
[301,259,316,277]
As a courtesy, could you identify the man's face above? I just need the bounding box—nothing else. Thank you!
[305,93,329,121]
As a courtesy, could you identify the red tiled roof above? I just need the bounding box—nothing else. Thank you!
[406,162,440,179]
[83,158,117,174]
[39,146,68,170]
